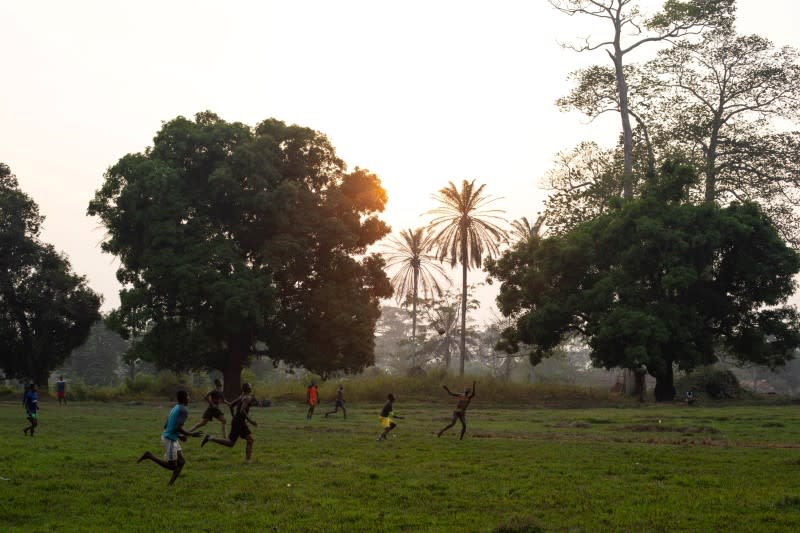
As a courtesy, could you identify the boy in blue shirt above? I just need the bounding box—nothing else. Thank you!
[22,384,39,436]
[137,390,202,486]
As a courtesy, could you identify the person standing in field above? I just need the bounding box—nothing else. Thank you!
[137,389,202,486]
[202,382,258,462]
[187,378,228,435]
[306,381,319,420]
[376,393,402,441]
[22,384,39,436]
[437,381,476,440]
[324,384,346,419]
[55,375,67,406]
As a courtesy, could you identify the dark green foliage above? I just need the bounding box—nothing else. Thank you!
[0,163,101,386]
[675,366,743,399]
[88,113,391,396]
[487,162,800,401]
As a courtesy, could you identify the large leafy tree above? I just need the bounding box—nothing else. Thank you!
[88,112,391,396]
[551,0,735,199]
[382,227,450,365]
[0,163,101,385]
[487,162,800,401]
[427,180,506,375]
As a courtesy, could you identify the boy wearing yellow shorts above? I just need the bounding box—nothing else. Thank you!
[377,393,403,441]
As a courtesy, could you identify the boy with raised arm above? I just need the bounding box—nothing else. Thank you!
[202,382,258,462]
[437,381,476,440]
[137,389,202,486]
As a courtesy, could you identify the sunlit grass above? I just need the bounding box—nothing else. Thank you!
[2,400,800,532]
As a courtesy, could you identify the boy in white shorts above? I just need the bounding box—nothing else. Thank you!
[137,390,202,485]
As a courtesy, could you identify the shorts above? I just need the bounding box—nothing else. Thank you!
[57,391,65,399]
[379,416,394,429]
[451,411,466,422]
[27,412,38,420]
[229,416,251,443]
[161,436,182,461]
[334,400,344,408]
[202,406,224,420]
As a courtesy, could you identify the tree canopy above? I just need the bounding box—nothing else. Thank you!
[88,112,392,395]
[487,161,800,400]
[0,163,101,385]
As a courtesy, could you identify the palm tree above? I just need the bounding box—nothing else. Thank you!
[508,213,546,245]
[427,179,506,375]
[382,227,450,366]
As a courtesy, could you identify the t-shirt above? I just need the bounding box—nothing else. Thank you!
[380,400,393,418]
[24,391,38,414]
[162,404,188,442]
[307,386,318,405]
[56,380,66,393]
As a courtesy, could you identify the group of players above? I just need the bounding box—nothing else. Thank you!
[21,375,476,486]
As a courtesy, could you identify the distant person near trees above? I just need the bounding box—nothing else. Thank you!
[187,378,229,435]
[55,375,67,406]
[202,382,258,463]
[437,381,476,440]
[377,393,403,441]
[324,384,346,419]
[137,389,202,486]
[22,384,39,436]
[306,381,319,420]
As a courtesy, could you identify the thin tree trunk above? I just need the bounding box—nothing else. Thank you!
[611,49,634,200]
[411,267,419,367]
[704,118,722,202]
[459,243,467,376]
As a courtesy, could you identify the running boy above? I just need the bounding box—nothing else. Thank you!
[202,382,258,462]
[23,384,39,436]
[306,381,319,419]
[187,378,228,435]
[137,390,202,486]
[324,384,346,419]
[376,393,403,441]
[55,376,67,406]
[437,381,476,440]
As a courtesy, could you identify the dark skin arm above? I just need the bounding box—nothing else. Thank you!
[442,385,460,397]
[242,396,258,427]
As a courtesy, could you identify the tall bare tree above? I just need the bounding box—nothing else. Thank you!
[382,227,450,365]
[427,180,506,375]
[550,0,735,199]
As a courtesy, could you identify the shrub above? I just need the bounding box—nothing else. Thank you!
[676,366,744,399]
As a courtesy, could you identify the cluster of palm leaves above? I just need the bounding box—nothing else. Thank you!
[381,179,545,375]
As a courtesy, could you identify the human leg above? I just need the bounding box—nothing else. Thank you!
[438,413,458,437]
[167,452,185,486]
[458,414,467,440]
[245,435,254,462]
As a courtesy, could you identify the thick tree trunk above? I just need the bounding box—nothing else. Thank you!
[653,363,676,402]
[222,339,246,400]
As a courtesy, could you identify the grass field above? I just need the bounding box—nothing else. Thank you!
[2,398,800,532]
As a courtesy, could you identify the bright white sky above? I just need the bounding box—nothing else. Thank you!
[2,0,798,323]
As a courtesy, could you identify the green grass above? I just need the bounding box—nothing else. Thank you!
[2,400,800,532]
